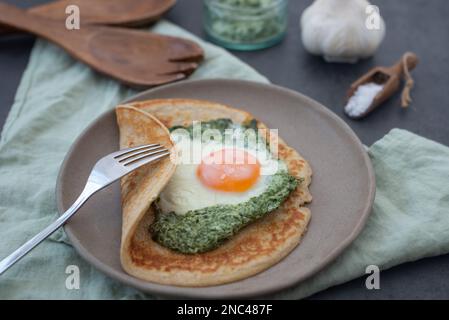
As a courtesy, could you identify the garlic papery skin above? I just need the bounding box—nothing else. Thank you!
[300,0,386,63]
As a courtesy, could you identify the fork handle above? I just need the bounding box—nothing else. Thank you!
[0,183,98,276]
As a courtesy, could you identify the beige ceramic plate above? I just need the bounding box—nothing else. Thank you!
[56,79,375,298]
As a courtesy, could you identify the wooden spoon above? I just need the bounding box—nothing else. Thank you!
[0,2,203,88]
[346,52,419,119]
[0,0,176,35]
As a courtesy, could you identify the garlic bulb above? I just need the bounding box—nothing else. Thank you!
[300,0,385,63]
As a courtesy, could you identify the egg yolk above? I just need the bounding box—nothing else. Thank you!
[197,148,261,192]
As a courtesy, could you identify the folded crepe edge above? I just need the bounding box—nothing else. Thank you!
[115,105,177,278]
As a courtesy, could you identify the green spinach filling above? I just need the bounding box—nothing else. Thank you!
[150,119,299,254]
[151,172,298,254]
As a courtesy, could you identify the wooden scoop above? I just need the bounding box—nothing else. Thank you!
[0,0,176,35]
[0,2,203,88]
[346,52,419,119]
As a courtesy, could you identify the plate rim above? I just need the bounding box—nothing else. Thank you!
[56,78,375,298]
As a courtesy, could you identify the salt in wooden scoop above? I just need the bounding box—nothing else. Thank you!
[344,52,419,119]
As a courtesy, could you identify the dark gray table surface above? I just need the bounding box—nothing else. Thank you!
[1,0,448,299]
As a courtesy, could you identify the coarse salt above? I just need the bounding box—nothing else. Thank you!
[344,82,384,118]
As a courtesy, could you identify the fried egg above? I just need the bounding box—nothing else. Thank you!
[158,129,283,216]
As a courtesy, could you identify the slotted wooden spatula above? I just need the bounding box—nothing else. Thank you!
[0,0,176,35]
[0,2,203,87]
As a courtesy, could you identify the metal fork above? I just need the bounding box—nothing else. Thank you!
[0,143,170,275]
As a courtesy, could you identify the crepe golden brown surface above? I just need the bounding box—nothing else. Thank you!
[116,99,312,287]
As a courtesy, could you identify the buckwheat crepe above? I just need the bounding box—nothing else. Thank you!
[116,99,312,287]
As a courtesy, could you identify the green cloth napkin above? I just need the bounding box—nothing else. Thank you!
[274,129,449,299]
[1,21,449,299]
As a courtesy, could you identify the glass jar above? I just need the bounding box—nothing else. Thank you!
[203,0,288,51]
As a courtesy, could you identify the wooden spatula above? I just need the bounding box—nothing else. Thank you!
[0,2,203,87]
[0,0,176,35]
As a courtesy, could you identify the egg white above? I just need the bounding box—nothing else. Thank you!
[158,130,283,216]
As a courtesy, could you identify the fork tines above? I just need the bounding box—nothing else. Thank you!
[114,144,170,167]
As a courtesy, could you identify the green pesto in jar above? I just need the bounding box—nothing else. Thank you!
[150,118,300,254]
[204,0,288,49]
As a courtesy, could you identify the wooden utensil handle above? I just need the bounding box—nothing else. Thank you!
[0,3,75,41]
[0,3,39,32]
[0,2,58,35]
[0,2,88,48]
